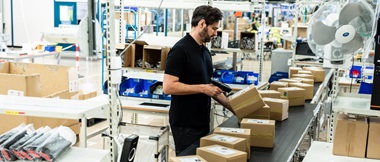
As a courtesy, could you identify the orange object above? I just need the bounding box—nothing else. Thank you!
[234,12,243,17]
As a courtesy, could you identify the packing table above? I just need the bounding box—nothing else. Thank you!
[0,51,61,64]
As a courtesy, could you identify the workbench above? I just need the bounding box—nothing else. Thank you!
[178,83,321,162]
[0,51,61,64]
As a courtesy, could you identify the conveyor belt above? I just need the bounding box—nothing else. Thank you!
[179,83,321,162]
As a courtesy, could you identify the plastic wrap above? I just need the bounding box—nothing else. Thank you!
[24,127,58,160]
[0,124,33,161]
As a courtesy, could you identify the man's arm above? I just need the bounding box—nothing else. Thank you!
[163,74,223,97]
[212,94,234,114]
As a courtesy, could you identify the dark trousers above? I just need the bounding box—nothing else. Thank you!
[170,126,209,155]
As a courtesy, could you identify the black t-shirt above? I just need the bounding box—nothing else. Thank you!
[165,34,213,128]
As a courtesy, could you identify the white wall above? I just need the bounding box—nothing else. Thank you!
[4,0,54,46]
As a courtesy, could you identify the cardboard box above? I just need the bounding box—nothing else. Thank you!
[291,74,314,80]
[213,127,251,159]
[291,78,314,85]
[333,114,368,158]
[302,67,325,82]
[288,83,314,100]
[170,155,207,162]
[278,78,302,83]
[288,97,305,106]
[200,134,246,153]
[143,45,170,70]
[240,119,275,148]
[229,84,265,120]
[78,90,98,100]
[263,98,289,121]
[122,43,136,67]
[258,90,281,99]
[298,70,312,75]
[289,67,302,77]
[367,117,380,159]
[197,145,247,162]
[278,87,305,99]
[245,105,270,120]
[269,81,288,91]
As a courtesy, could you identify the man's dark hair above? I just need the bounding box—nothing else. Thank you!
[191,5,223,27]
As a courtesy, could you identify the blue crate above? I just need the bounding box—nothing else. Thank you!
[150,81,164,99]
[119,78,140,96]
[359,82,372,94]
[220,70,236,84]
[44,45,56,52]
[246,73,259,85]
[233,71,247,84]
[349,65,362,78]
[130,79,156,98]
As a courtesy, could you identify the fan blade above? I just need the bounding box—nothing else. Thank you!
[340,32,364,54]
[339,3,364,25]
[312,21,336,45]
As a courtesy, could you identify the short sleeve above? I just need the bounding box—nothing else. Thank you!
[165,46,186,77]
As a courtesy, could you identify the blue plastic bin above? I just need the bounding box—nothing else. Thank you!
[131,79,156,98]
[220,70,236,84]
[246,73,259,85]
[150,81,165,99]
[349,65,362,78]
[119,78,141,96]
[233,71,247,84]
[358,82,372,94]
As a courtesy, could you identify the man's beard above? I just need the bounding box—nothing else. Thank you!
[199,26,211,43]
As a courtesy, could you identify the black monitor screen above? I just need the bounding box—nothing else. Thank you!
[296,42,315,56]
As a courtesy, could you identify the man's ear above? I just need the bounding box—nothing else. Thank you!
[198,19,206,28]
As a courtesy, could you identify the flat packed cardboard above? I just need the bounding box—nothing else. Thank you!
[258,90,281,99]
[263,98,289,121]
[291,74,314,80]
[143,45,170,70]
[278,78,302,83]
[298,70,312,74]
[333,114,368,158]
[288,83,314,100]
[200,134,246,153]
[214,127,251,159]
[240,118,275,148]
[278,87,305,99]
[245,105,270,120]
[197,145,247,162]
[269,81,288,91]
[229,84,265,120]
[367,117,380,159]
[289,67,302,77]
[288,97,305,106]
[291,78,314,85]
[170,155,207,162]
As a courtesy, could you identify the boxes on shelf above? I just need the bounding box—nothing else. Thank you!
[197,145,247,162]
[291,77,314,85]
[240,118,275,148]
[122,43,136,68]
[367,117,380,159]
[229,84,265,121]
[170,155,207,162]
[263,98,289,121]
[288,83,314,100]
[302,67,325,82]
[200,134,247,154]
[245,104,270,120]
[289,67,302,77]
[142,45,170,70]
[130,40,148,68]
[258,90,281,99]
[213,127,251,159]
[120,78,156,98]
[211,31,229,49]
[291,74,314,80]
[269,81,288,91]
[333,114,368,158]
[240,32,256,50]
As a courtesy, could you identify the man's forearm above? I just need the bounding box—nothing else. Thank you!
[165,81,205,95]
[213,94,233,113]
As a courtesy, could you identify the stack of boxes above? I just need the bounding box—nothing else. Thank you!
[213,127,251,159]
[263,98,289,121]
[241,119,276,148]
[288,83,314,100]
[197,145,247,162]
[269,81,288,91]
[278,87,305,106]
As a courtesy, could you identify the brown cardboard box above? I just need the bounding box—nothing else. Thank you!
[269,81,288,91]
[288,97,305,106]
[245,105,270,120]
[258,90,281,99]
[229,84,265,120]
[291,74,314,80]
[122,43,136,67]
[263,98,289,121]
[302,67,325,82]
[44,90,78,100]
[288,83,314,100]
[291,78,314,85]
[200,134,246,153]
[143,45,170,70]
[197,145,247,162]
[367,117,380,159]
[214,127,251,159]
[240,119,275,148]
[298,70,312,75]
[278,78,302,83]
[170,155,207,162]
[333,114,368,158]
[289,67,302,77]
[278,87,305,99]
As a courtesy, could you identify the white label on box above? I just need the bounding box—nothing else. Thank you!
[8,90,24,96]
[220,128,245,134]
[69,80,79,92]
[211,135,237,142]
[207,146,236,156]
[180,158,202,162]
[247,119,269,124]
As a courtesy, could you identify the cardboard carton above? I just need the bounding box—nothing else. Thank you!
[143,45,170,70]
[170,155,207,162]
[214,127,251,159]
[240,119,275,148]
[197,145,247,162]
[278,87,305,99]
[258,90,281,99]
[291,74,314,80]
[269,81,288,91]
[278,78,302,83]
[200,134,246,153]
[288,97,305,106]
[263,98,289,121]
[229,84,265,120]
[288,83,314,100]
[333,114,368,158]
[303,67,325,82]
[245,105,270,120]
[291,78,314,85]
[367,117,380,159]
[289,67,302,77]
[298,70,312,74]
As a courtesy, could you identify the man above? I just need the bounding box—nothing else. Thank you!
[163,5,233,155]
[250,12,258,31]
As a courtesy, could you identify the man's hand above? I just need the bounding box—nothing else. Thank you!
[203,84,223,98]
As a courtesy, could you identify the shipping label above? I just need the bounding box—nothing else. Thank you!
[247,119,269,124]
[211,135,237,142]
[207,146,236,156]
[220,128,245,134]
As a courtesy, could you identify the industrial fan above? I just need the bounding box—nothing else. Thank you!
[307,0,375,67]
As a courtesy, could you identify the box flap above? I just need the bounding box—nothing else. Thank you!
[0,62,10,73]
